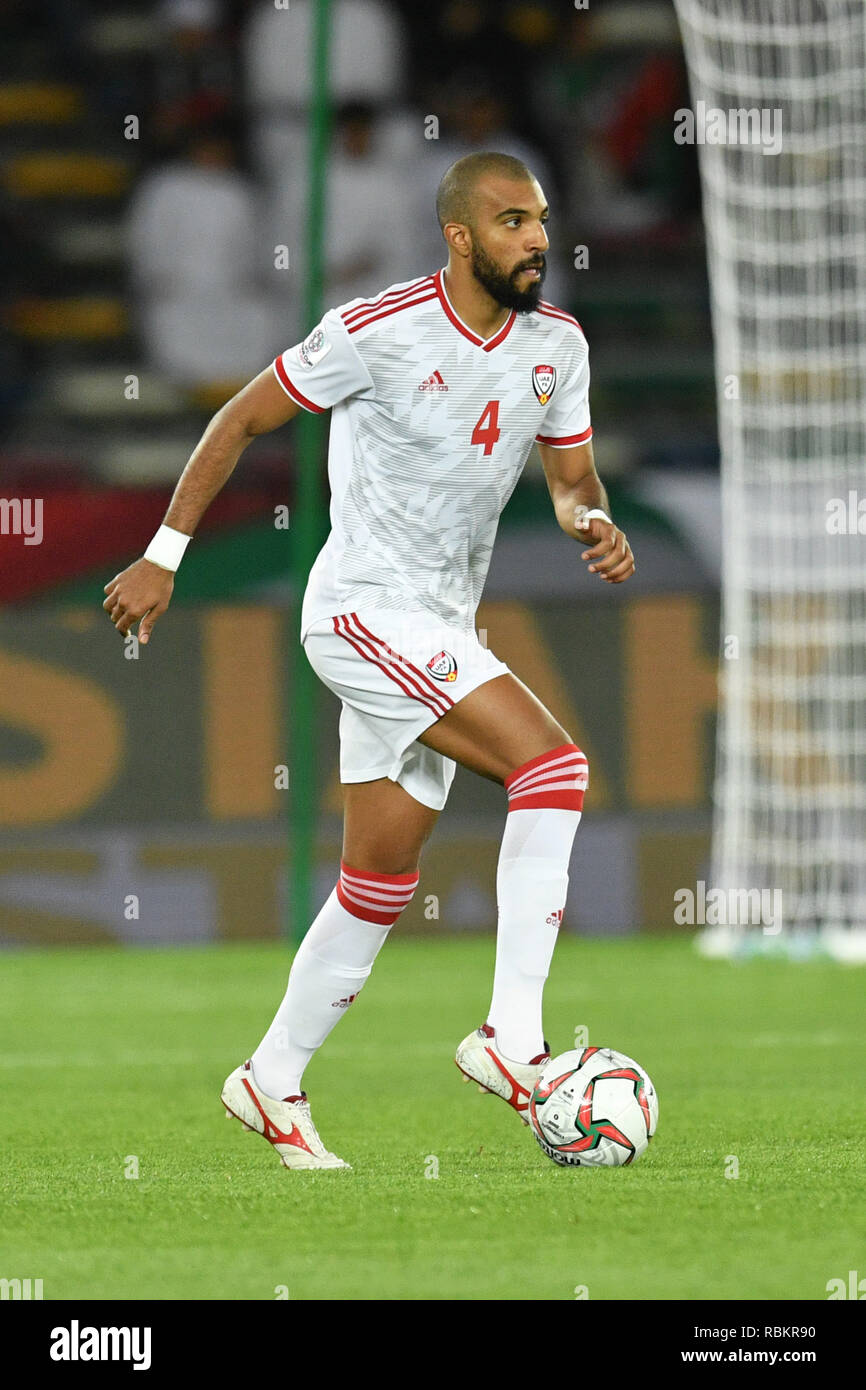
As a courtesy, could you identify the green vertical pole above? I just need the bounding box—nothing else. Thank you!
[289,0,332,942]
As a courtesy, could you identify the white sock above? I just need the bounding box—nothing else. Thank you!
[251,861,419,1099]
[487,744,588,1062]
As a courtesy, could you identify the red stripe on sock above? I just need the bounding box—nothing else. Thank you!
[507,788,585,812]
[505,743,587,812]
[336,860,420,925]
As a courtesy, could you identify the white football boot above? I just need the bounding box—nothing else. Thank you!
[220,1060,351,1171]
[455,1024,550,1125]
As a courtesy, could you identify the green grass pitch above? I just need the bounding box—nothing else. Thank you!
[1,935,863,1301]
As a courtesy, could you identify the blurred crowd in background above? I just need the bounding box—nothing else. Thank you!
[0,0,713,491]
[0,0,722,940]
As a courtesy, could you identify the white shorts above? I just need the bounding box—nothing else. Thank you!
[302,608,511,811]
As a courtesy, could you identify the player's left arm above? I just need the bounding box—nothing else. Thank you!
[538,439,635,583]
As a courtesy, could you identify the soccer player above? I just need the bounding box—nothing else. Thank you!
[103,152,635,1170]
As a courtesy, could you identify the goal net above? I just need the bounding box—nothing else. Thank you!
[673,0,866,959]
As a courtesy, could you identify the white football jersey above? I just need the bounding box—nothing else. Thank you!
[272,269,592,639]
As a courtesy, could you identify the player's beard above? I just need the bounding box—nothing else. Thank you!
[470,240,546,312]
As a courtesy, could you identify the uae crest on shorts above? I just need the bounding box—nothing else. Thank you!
[426,650,458,682]
[532,364,557,406]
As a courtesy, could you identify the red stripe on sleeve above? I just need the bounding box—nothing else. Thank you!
[534,427,593,447]
[272,356,325,413]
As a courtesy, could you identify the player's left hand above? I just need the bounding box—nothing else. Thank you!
[575,512,635,583]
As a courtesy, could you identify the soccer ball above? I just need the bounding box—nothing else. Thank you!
[528,1046,658,1167]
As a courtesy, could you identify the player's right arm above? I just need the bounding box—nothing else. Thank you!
[102,368,302,643]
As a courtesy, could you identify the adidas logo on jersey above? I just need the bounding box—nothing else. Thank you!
[419,370,448,392]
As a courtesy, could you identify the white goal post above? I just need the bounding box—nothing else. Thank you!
[673,0,866,959]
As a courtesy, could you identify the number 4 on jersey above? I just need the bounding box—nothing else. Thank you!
[471,400,501,456]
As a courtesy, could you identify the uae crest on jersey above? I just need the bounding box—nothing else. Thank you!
[532,363,557,405]
[426,649,458,682]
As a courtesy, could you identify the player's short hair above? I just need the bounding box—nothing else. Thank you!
[435,151,536,233]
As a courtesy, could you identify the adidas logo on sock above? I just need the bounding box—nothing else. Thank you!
[545,909,563,926]
[419,369,448,392]
[331,992,358,1009]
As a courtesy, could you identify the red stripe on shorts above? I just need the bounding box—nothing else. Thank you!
[331,615,451,720]
[333,613,455,719]
[347,613,456,713]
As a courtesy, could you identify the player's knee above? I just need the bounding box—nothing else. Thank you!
[503,741,588,811]
[342,846,424,877]
[382,856,422,876]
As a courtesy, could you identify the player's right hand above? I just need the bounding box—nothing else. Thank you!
[102,558,174,644]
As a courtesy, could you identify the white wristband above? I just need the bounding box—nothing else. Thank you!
[575,507,613,529]
[144,524,191,572]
